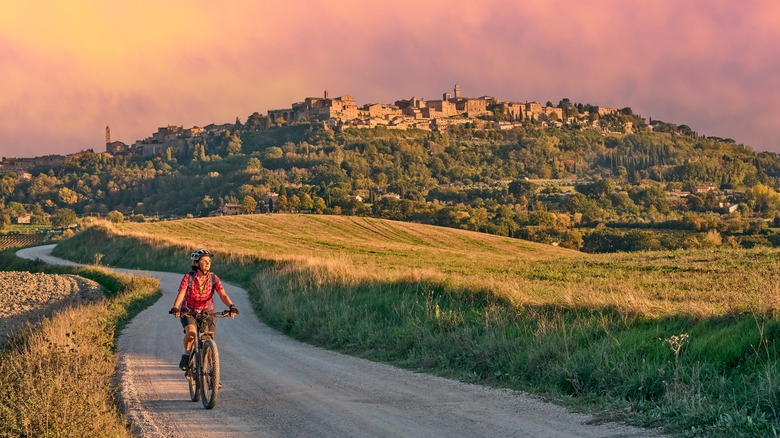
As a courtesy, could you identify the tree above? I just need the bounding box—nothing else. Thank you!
[199,196,215,215]
[245,112,271,131]
[562,193,605,223]
[275,195,289,212]
[0,213,10,230]
[241,196,257,214]
[52,208,77,228]
[0,174,18,197]
[312,196,327,213]
[749,183,780,213]
[629,185,670,214]
[192,143,207,162]
[300,193,314,210]
[288,194,301,212]
[508,180,538,198]
[58,187,78,204]
[264,146,284,161]
[575,178,615,199]
[227,135,243,155]
[107,210,125,223]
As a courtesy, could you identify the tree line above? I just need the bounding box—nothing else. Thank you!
[3,118,780,252]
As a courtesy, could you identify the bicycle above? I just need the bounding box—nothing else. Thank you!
[175,309,231,409]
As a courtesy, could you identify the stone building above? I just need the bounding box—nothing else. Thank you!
[424,99,458,118]
[446,84,488,117]
[360,103,401,120]
[269,90,359,123]
[544,106,564,120]
[0,155,65,173]
[525,101,543,116]
[596,106,618,116]
[209,203,242,216]
[106,141,129,155]
[130,125,207,157]
[494,102,526,121]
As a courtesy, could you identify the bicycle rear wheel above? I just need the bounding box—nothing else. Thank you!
[200,339,220,409]
[187,351,200,402]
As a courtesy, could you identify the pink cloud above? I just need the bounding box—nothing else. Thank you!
[1,0,780,157]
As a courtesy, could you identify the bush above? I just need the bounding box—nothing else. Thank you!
[106,210,125,223]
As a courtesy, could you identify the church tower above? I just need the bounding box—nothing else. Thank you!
[106,126,110,145]
[454,84,461,99]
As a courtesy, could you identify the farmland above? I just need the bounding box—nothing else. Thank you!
[54,215,780,436]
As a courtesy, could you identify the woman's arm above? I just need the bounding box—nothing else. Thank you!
[213,275,237,317]
[172,274,190,309]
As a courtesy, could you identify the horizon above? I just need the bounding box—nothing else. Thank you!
[2,1,779,157]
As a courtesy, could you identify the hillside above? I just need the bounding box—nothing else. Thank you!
[5,122,780,254]
[69,215,780,317]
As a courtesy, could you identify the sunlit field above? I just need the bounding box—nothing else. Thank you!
[109,214,780,318]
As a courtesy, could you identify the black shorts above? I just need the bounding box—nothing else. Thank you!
[180,314,216,337]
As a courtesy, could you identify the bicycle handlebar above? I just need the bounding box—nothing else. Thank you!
[170,309,232,318]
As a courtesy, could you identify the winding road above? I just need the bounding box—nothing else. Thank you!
[18,245,661,437]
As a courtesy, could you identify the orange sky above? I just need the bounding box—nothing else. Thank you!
[2,0,779,157]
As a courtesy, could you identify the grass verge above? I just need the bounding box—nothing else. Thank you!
[53,222,780,437]
[0,249,161,437]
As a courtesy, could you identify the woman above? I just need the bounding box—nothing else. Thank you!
[170,248,238,370]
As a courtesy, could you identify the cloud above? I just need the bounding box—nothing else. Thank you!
[1,0,780,157]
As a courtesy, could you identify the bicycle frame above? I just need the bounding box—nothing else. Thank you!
[181,309,230,409]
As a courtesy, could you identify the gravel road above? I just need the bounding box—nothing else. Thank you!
[17,245,664,437]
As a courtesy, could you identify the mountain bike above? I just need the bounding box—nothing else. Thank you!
[179,309,231,409]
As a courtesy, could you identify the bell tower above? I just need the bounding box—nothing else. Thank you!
[106,125,111,145]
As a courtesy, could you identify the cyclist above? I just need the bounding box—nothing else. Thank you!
[170,248,238,370]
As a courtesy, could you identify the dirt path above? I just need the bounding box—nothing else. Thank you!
[17,245,663,437]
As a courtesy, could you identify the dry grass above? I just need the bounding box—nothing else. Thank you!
[107,214,780,318]
[0,267,159,437]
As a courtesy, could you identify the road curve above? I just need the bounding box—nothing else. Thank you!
[17,245,662,437]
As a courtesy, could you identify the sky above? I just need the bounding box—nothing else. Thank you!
[1,0,779,158]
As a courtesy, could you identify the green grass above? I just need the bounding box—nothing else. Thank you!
[0,249,161,436]
[52,216,780,436]
[2,224,52,233]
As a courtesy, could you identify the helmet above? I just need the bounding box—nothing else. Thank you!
[190,248,214,264]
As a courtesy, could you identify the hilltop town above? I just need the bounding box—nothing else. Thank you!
[1,85,645,172]
[0,82,774,255]
[268,84,631,133]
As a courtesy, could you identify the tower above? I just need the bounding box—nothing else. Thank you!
[454,84,461,99]
[105,126,110,145]
[324,89,329,99]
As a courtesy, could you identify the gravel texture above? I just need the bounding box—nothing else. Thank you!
[0,271,104,341]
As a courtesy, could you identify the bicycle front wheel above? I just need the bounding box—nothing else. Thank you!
[200,339,220,409]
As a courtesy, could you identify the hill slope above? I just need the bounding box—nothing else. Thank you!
[73,214,780,317]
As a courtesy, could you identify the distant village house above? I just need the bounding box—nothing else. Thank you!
[209,204,242,216]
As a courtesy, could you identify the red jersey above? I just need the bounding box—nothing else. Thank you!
[178,271,226,312]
